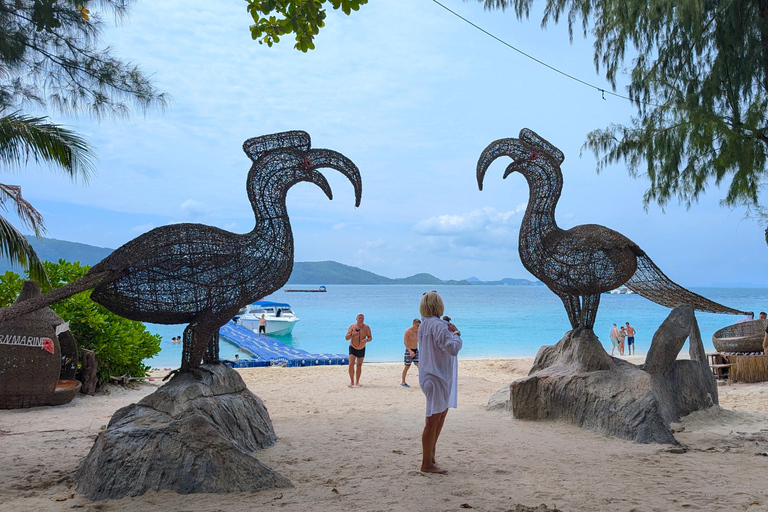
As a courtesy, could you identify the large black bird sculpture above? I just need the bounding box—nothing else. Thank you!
[0,131,362,372]
[477,128,748,329]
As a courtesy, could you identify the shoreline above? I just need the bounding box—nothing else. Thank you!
[3,357,768,511]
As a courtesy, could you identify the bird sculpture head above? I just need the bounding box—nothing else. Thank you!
[476,128,565,190]
[243,130,362,212]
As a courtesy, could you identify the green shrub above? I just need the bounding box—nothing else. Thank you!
[0,260,161,384]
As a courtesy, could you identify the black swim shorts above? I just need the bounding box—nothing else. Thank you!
[349,345,366,358]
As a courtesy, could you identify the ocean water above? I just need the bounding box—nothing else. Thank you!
[144,285,768,369]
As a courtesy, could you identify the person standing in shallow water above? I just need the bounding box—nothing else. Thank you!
[609,323,619,356]
[625,322,636,355]
[418,291,462,474]
[401,319,421,387]
[618,326,627,356]
[258,314,267,339]
[345,313,372,387]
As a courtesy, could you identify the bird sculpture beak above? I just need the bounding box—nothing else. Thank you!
[308,170,333,200]
[305,149,363,207]
[477,138,525,191]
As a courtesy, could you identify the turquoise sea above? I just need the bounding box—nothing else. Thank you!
[144,285,768,369]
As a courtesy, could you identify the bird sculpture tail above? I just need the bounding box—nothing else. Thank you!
[626,254,749,316]
[0,271,114,324]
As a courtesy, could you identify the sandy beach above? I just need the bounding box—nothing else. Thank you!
[2,357,768,511]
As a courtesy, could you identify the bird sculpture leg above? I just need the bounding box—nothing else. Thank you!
[556,292,582,329]
[179,322,202,374]
[203,329,221,364]
[580,294,601,329]
[179,312,222,375]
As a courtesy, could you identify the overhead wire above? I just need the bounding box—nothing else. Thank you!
[430,0,638,104]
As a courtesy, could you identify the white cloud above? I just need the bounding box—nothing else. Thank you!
[20,0,766,286]
[179,199,213,220]
[130,223,155,234]
[413,206,525,236]
[352,239,387,266]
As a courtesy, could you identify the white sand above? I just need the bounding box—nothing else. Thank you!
[2,358,768,511]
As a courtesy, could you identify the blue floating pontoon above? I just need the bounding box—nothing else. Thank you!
[219,320,348,368]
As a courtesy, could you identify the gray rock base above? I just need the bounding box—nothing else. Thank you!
[496,306,717,444]
[75,364,291,500]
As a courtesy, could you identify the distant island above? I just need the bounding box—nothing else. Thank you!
[0,236,542,286]
[288,261,542,286]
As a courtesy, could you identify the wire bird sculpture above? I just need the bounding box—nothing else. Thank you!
[0,131,362,372]
[477,128,749,329]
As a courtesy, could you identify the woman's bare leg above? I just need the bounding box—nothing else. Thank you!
[431,409,448,464]
[421,409,448,474]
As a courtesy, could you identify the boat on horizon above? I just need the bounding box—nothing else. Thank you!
[233,300,299,336]
[284,285,327,292]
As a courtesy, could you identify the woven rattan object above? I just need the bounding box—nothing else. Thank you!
[0,131,362,373]
[477,128,748,329]
[712,319,768,353]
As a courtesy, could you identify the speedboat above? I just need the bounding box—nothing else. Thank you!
[234,300,299,336]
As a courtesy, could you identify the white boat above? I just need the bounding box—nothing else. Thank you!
[608,286,634,294]
[234,300,299,336]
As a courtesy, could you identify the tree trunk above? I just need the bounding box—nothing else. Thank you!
[80,349,97,395]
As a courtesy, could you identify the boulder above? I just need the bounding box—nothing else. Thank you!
[495,305,717,444]
[75,364,291,499]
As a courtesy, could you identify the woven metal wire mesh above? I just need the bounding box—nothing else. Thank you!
[477,128,748,329]
[88,131,361,370]
[0,131,362,373]
[0,281,63,408]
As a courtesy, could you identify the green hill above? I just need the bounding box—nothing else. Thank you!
[0,237,536,286]
[391,273,445,285]
[288,261,393,284]
[0,236,113,274]
[287,262,456,285]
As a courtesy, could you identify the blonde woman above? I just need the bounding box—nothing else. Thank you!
[418,291,462,474]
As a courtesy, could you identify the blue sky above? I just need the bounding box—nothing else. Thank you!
[11,0,768,286]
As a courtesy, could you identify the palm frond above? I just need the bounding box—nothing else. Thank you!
[0,112,95,183]
[0,183,45,236]
[0,214,50,290]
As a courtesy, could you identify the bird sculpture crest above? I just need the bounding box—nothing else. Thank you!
[477,128,748,329]
[0,131,362,372]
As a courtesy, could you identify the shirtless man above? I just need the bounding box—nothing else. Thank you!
[401,319,421,387]
[625,322,636,355]
[609,323,619,356]
[345,313,372,387]
[258,314,267,339]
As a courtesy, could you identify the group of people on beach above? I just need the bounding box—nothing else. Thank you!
[345,291,463,474]
[609,322,636,356]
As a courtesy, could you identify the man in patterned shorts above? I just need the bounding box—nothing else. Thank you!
[402,319,421,387]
